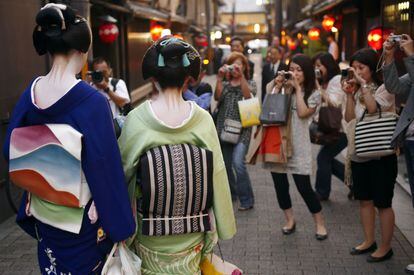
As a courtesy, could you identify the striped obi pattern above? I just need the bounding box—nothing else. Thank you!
[355,112,398,158]
[138,144,213,236]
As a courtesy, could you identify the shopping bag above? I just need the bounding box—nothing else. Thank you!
[260,88,291,125]
[238,97,261,127]
[200,253,242,275]
[101,242,142,275]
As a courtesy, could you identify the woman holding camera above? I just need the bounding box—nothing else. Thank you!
[382,34,414,273]
[264,54,328,240]
[215,52,256,211]
[313,53,348,200]
[342,48,397,262]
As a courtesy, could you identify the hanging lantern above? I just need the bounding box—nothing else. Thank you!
[367,27,392,50]
[150,22,164,41]
[99,22,119,44]
[287,38,297,51]
[322,15,335,32]
[308,28,320,41]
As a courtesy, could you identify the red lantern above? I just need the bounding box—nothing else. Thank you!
[150,22,164,41]
[322,15,335,32]
[308,28,320,41]
[367,27,392,50]
[99,23,119,44]
[287,38,297,51]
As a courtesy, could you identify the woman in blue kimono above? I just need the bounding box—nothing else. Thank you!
[2,4,135,274]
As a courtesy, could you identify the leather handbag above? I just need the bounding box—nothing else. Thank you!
[220,119,242,144]
[309,121,341,145]
[318,105,342,133]
[260,87,291,125]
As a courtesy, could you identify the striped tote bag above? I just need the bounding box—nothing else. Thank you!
[354,110,398,158]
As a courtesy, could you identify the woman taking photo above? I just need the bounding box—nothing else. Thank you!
[264,54,328,240]
[313,53,348,200]
[119,36,236,274]
[3,4,135,274]
[215,52,256,211]
[342,48,397,262]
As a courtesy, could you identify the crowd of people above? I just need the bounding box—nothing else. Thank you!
[3,3,414,274]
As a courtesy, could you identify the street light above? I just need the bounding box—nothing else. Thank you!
[254,23,260,34]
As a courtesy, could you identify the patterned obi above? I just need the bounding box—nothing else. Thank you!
[9,124,91,234]
[138,144,214,236]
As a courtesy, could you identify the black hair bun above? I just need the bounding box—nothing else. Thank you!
[142,36,201,80]
[33,4,91,55]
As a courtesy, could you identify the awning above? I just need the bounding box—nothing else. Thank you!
[312,0,346,15]
[294,18,312,30]
[126,2,169,21]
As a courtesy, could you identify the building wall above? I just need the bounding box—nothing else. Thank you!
[0,0,48,222]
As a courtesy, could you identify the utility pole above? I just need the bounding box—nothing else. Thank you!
[274,0,282,39]
[205,0,213,74]
[231,0,236,37]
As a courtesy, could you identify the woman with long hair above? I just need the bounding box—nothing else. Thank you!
[214,51,256,211]
[264,54,328,240]
[313,53,349,200]
[343,48,397,262]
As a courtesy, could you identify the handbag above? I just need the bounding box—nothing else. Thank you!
[200,243,242,275]
[260,87,291,125]
[220,119,242,144]
[318,105,342,133]
[354,105,398,158]
[238,96,261,127]
[101,242,142,275]
[309,121,341,145]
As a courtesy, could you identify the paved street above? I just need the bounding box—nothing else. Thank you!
[1,163,414,274]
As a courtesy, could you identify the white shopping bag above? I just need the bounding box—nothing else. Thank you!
[101,242,141,275]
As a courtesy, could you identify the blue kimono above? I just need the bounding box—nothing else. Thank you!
[3,78,135,274]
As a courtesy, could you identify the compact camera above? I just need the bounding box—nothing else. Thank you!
[389,34,402,43]
[341,69,353,81]
[278,71,291,80]
[88,70,104,84]
[315,69,322,79]
[225,64,235,72]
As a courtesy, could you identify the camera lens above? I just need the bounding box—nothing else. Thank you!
[92,71,104,83]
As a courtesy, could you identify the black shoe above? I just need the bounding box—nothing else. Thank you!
[315,192,329,201]
[315,233,328,241]
[367,249,393,263]
[347,188,354,200]
[350,242,377,255]
[282,223,296,235]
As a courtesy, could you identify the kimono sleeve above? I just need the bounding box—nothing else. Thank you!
[78,93,135,242]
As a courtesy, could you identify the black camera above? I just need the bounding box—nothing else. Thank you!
[88,70,104,83]
[341,69,353,80]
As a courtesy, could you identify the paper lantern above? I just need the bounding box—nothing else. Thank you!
[99,23,119,44]
[150,22,164,41]
[308,28,320,41]
[322,15,335,32]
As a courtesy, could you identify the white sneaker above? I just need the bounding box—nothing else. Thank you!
[406,264,414,274]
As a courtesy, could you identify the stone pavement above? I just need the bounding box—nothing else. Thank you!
[1,163,414,274]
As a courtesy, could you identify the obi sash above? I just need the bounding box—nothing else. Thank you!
[138,144,213,236]
[9,124,91,234]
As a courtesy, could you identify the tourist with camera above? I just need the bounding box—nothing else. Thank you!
[382,33,414,273]
[312,53,348,201]
[342,48,397,262]
[215,52,256,211]
[90,57,131,118]
[262,54,328,240]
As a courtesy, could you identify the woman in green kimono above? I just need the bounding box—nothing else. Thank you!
[118,36,237,274]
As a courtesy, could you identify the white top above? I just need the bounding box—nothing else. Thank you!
[328,41,339,61]
[94,78,130,117]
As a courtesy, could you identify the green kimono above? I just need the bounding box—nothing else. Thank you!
[118,100,236,274]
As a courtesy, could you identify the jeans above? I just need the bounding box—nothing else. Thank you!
[221,142,254,208]
[315,133,347,199]
[271,173,322,214]
[404,139,414,208]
